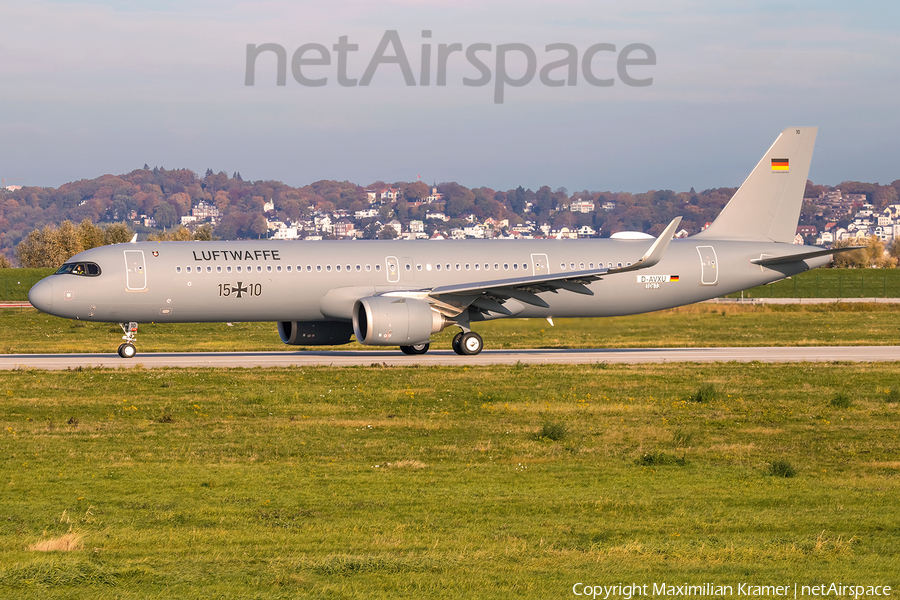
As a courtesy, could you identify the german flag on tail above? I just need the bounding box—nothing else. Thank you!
[771,158,789,172]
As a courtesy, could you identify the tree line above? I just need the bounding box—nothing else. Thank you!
[1,164,898,266]
[12,219,215,268]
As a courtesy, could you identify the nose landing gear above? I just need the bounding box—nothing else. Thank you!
[117,322,138,358]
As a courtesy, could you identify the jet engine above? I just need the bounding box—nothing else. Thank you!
[277,320,354,345]
[353,296,448,346]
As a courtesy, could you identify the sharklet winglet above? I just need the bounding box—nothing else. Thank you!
[606,216,682,275]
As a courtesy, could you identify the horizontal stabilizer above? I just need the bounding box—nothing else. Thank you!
[750,246,865,266]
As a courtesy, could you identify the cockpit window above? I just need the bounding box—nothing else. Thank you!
[55,262,102,277]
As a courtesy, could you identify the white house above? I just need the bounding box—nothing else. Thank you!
[386,220,402,236]
[272,226,299,240]
[426,187,443,203]
[570,199,595,213]
[463,225,485,238]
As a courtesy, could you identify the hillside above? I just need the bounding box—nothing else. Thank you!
[1,166,898,262]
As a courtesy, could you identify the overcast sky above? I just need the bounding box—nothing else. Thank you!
[1,0,898,193]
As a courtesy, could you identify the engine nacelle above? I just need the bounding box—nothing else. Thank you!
[277,320,354,346]
[353,296,447,346]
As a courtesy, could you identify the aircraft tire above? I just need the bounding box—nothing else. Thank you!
[399,343,429,355]
[119,343,137,359]
[452,332,465,355]
[460,332,483,355]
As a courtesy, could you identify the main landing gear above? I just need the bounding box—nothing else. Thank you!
[117,322,138,358]
[399,342,430,355]
[451,330,483,356]
[397,329,484,357]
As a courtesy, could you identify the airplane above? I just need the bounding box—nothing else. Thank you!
[28,127,859,358]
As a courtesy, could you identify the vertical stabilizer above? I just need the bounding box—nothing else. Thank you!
[695,127,817,243]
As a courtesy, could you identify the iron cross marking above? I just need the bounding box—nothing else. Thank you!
[233,282,249,298]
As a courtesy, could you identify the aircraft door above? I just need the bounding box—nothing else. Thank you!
[124,250,147,291]
[696,245,718,285]
[531,253,550,276]
[385,256,400,283]
[401,256,414,282]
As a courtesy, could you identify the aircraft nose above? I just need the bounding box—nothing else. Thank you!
[28,279,54,313]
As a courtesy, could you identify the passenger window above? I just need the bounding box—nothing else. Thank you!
[177,266,182,273]
[227,266,232,273]
[216,266,222,273]
[316,265,322,272]
[503,263,509,270]
[474,263,480,270]
[235,266,240,272]
[257,266,262,272]
[560,263,566,270]
[375,264,381,271]
[326,265,332,272]
[206,266,212,273]
[286,265,291,272]
[365,265,371,272]
[336,265,342,272]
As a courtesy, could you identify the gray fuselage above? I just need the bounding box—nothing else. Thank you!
[28,237,829,326]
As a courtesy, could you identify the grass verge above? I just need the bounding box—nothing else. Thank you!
[1,362,899,598]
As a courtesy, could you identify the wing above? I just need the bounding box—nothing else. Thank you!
[386,217,682,317]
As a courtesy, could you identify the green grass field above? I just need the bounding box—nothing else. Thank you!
[2,303,899,354]
[0,268,54,302]
[725,269,900,299]
[1,364,899,598]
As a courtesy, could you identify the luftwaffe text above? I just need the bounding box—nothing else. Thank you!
[192,250,281,261]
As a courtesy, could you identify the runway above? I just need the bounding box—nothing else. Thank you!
[2,346,900,370]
